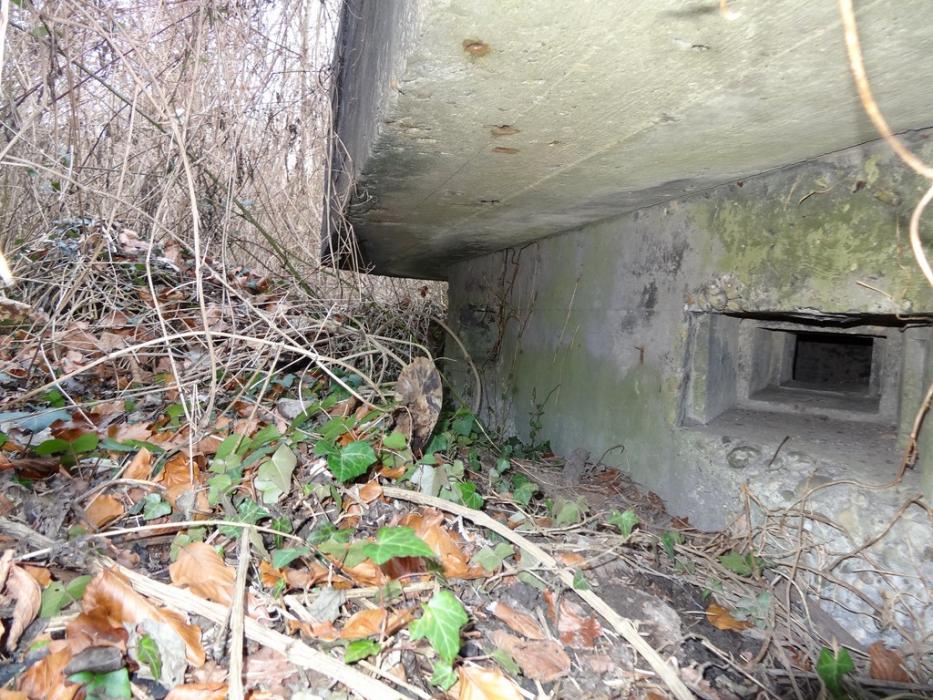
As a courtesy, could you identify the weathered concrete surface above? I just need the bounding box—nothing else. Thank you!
[327,0,933,278]
[447,134,933,645]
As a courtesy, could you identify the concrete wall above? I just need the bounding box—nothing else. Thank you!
[448,132,933,644]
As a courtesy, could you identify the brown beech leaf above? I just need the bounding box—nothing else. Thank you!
[283,562,333,589]
[0,690,29,700]
[169,543,235,606]
[85,494,125,529]
[243,646,300,687]
[65,610,129,654]
[2,456,60,479]
[399,509,485,580]
[123,448,153,480]
[164,683,228,700]
[490,631,570,683]
[543,590,602,648]
[395,357,442,452]
[705,603,753,632]
[17,648,78,700]
[358,479,383,504]
[108,423,152,443]
[22,565,51,587]
[556,552,587,568]
[82,568,205,666]
[489,601,545,640]
[258,560,285,588]
[331,557,387,587]
[338,607,414,640]
[458,665,523,700]
[868,641,910,682]
[6,565,41,651]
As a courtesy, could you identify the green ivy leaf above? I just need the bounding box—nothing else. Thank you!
[362,527,434,565]
[572,568,590,590]
[207,473,234,505]
[471,543,514,573]
[255,444,297,504]
[249,425,282,449]
[34,438,69,456]
[491,648,521,676]
[327,441,377,483]
[429,661,458,690]
[719,551,763,577]
[455,481,484,510]
[660,531,683,559]
[39,582,67,618]
[382,431,408,450]
[409,589,468,665]
[136,634,162,681]
[66,575,91,601]
[215,434,246,461]
[607,509,639,539]
[42,390,66,408]
[271,547,310,569]
[451,410,476,438]
[512,478,538,506]
[344,639,381,664]
[68,668,132,699]
[70,433,99,454]
[816,647,854,699]
[552,497,586,526]
[170,528,206,561]
[142,494,171,521]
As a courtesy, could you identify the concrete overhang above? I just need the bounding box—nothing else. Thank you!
[324,0,933,280]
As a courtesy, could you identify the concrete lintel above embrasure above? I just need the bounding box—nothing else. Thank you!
[324,0,933,279]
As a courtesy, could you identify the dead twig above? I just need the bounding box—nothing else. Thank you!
[381,486,694,700]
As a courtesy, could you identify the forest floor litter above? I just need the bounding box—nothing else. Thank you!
[0,224,926,700]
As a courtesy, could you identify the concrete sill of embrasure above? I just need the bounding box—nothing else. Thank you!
[686,407,902,485]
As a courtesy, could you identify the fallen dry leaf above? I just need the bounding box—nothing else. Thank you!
[170,542,235,606]
[396,357,442,452]
[330,557,387,587]
[338,607,414,640]
[0,549,12,590]
[490,631,570,682]
[6,565,41,651]
[556,552,588,568]
[399,509,485,579]
[358,479,383,504]
[123,448,153,480]
[164,682,228,700]
[17,648,78,700]
[0,690,29,700]
[22,565,51,587]
[243,646,300,687]
[82,568,205,666]
[705,603,753,632]
[65,610,129,654]
[283,562,332,589]
[543,590,602,648]
[108,422,152,443]
[84,494,125,529]
[259,560,285,588]
[458,665,523,700]
[489,601,545,640]
[868,641,910,682]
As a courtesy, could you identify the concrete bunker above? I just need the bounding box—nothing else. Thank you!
[326,0,933,646]
[684,312,922,431]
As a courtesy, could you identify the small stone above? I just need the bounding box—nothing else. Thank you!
[276,398,307,421]
[726,445,760,469]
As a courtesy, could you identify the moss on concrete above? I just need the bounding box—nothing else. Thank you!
[690,144,933,312]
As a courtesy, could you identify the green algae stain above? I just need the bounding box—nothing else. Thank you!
[695,175,930,308]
